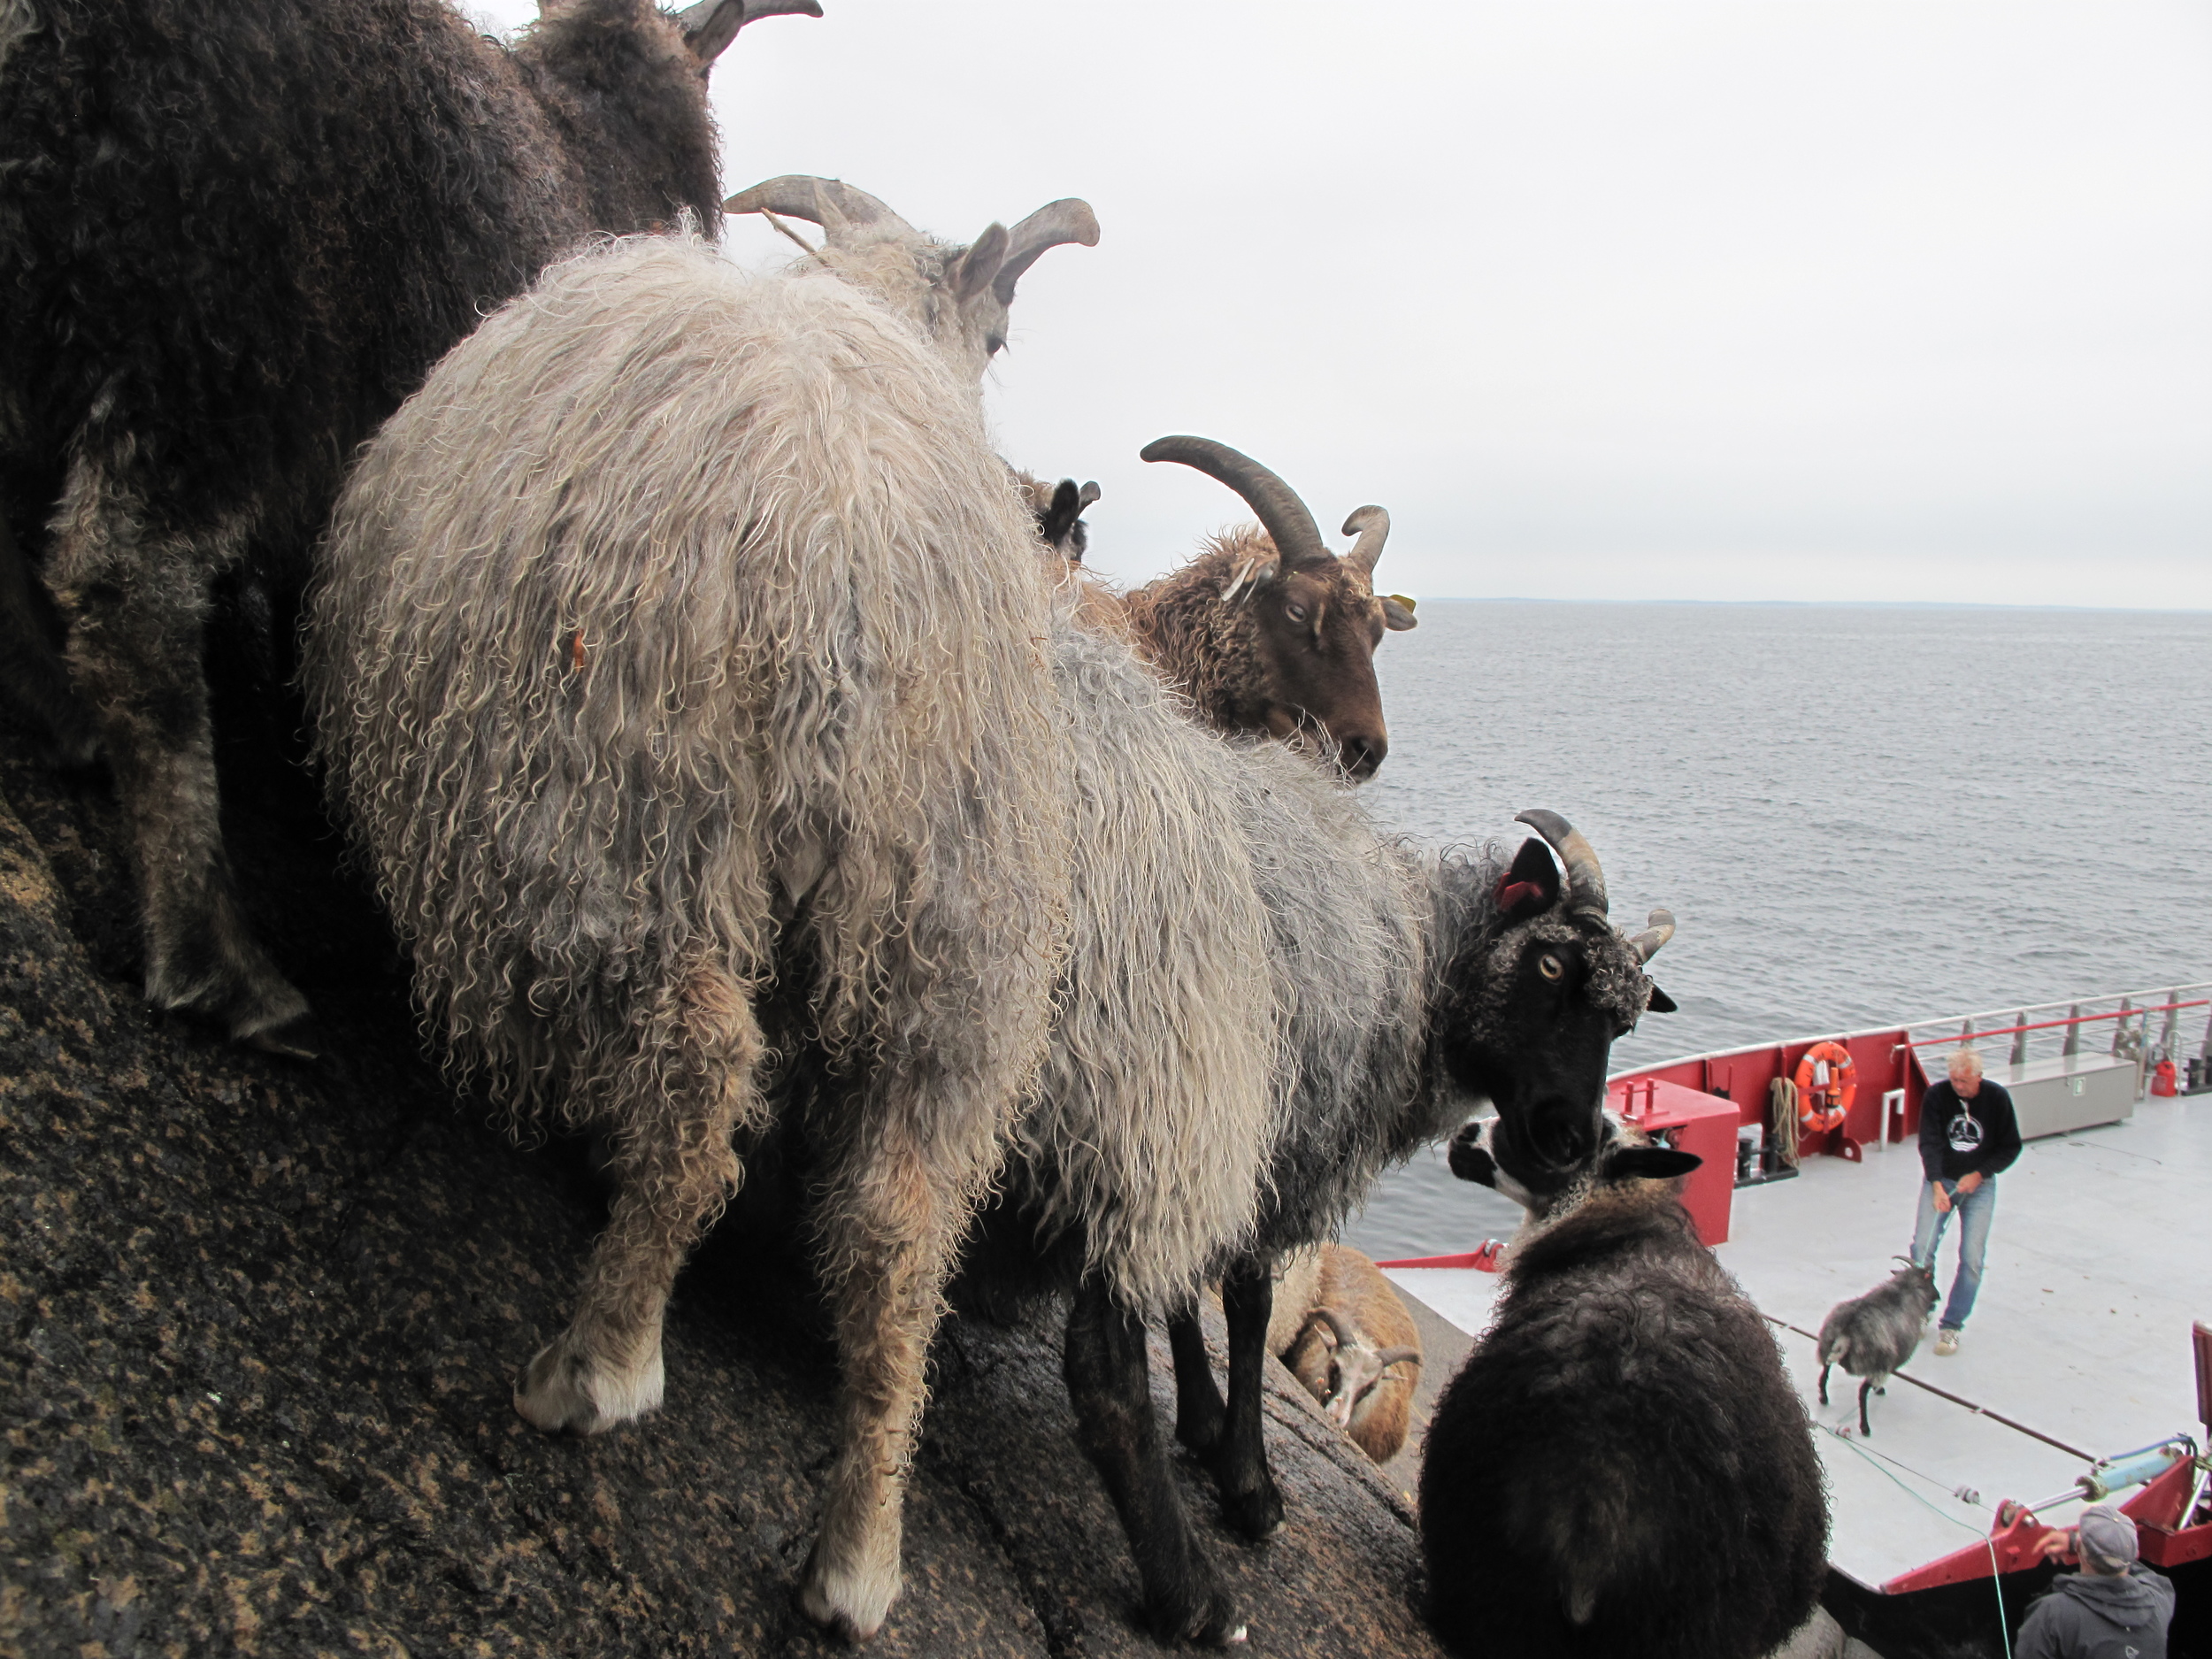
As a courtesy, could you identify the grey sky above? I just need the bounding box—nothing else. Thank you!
[482,1,2212,605]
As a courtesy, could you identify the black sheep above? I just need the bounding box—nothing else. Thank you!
[1425,1117,1829,1659]
[0,0,815,1055]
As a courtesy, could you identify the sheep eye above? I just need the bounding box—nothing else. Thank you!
[1539,953,1565,981]
[1286,602,1309,623]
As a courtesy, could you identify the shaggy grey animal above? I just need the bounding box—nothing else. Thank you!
[973,644,1678,1645]
[1816,1260,1939,1435]
[0,0,816,1056]
[1427,1117,1829,1659]
[304,211,1091,1641]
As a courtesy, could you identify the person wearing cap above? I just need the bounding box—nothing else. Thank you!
[2016,1503,2175,1658]
[1911,1047,2021,1356]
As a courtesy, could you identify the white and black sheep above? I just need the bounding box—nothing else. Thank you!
[1817,1259,1939,1435]
[0,0,818,1055]
[303,194,1094,1642]
[1425,1117,1829,1659]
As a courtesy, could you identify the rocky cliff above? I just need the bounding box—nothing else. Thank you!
[0,708,1447,1659]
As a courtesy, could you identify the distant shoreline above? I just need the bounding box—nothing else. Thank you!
[1405,595,2212,614]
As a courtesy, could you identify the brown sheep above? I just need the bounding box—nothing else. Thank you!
[1270,1244,1423,1464]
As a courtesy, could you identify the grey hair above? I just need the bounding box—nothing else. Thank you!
[1948,1048,1985,1078]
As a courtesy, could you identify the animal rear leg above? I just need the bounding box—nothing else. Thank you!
[47,474,313,1054]
[1858,1379,1874,1437]
[1212,1256,1283,1540]
[800,1096,999,1643]
[1169,1304,1226,1456]
[1817,1363,1830,1406]
[0,514,100,766]
[1065,1277,1245,1646]
[516,969,761,1436]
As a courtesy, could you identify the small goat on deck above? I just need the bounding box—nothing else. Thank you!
[1816,1259,1938,1435]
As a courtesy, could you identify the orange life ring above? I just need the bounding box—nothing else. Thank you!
[1793,1042,1855,1133]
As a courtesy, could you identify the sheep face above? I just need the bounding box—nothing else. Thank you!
[1448,1112,1701,1223]
[1223,531,1404,780]
[1436,833,1675,1201]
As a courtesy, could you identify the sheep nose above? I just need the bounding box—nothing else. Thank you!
[1340,731,1387,780]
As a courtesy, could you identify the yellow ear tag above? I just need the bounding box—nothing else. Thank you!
[1386,594,1417,613]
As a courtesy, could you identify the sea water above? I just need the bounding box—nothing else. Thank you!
[1343,601,2212,1262]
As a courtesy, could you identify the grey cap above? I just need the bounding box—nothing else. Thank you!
[2077,1504,2138,1571]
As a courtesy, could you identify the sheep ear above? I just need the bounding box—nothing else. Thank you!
[1493,837,1561,919]
[1645,982,1678,1014]
[953,223,1011,305]
[1605,1147,1701,1183]
[1037,479,1086,549]
[1382,595,1418,632]
[677,0,821,66]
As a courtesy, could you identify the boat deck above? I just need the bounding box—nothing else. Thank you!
[1387,1088,2211,1590]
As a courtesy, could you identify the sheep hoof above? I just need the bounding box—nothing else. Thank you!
[1145,1579,1244,1647]
[799,1538,899,1644]
[246,1010,325,1062]
[1219,1479,1285,1541]
[513,1333,664,1435]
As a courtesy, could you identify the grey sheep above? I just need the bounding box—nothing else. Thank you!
[1817,1259,1939,1435]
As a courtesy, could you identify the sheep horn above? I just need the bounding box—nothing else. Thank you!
[1373,1347,1422,1371]
[1340,506,1389,576]
[1078,480,1102,511]
[992,199,1101,303]
[1627,908,1675,962]
[722,176,916,244]
[1140,436,1329,572]
[1312,1307,1361,1349]
[1514,809,1609,919]
[677,0,821,64]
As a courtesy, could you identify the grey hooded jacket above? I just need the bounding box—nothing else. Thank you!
[2015,1566,2174,1659]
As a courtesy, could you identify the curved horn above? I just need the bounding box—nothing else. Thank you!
[992,199,1100,303]
[1373,1347,1422,1371]
[1140,436,1329,571]
[1078,480,1102,510]
[1312,1307,1361,1349]
[1340,506,1390,576]
[722,176,915,244]
[677,0,820,65]
[1627,908,1675,962]
[1514,809,1609,919]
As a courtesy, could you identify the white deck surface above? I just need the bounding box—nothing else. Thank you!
[1387,1090,2212,1589]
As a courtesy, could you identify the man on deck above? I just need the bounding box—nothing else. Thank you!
[2017,1504,2175,1659]
[1911,1047,2021,1356]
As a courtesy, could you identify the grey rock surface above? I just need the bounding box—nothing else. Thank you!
[0,717,1446,1658]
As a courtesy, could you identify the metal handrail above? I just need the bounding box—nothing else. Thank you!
[1896,1000,2211,1049]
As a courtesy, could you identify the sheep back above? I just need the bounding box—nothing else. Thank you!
[1419,1196,1827,1659]
[306,235,1070,1121]
[1002,616,1279,1312]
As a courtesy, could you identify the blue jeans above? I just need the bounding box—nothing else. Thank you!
[1911,1177,1996,1331]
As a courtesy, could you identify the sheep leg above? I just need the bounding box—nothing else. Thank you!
[0,514,101,767]
[516,968,761,1437]
[801,1083,1004,1644]
[1817,1363,1830,1405]
[42,468,316,1055]
[1211,1256,1285,1540]
[1167,1305,1227,1456]
[1857,1379,1874,1437]
[1064,1277,1246,1646]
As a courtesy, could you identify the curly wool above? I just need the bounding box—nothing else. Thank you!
[1118,528,1280,733]
[305,234,1071,1136]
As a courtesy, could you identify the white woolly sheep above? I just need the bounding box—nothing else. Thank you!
[303,196,1094,1643]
